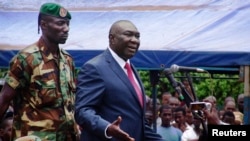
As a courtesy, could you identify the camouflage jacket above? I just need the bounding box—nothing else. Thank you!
[5,37,77,141]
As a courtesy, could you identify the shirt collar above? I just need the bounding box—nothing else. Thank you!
[108,47,130,68]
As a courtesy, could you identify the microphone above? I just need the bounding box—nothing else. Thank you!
[164,68,194,106]
[170,64,205,73]
[163,69,184,101]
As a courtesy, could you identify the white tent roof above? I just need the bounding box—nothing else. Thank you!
[0,0,250,69]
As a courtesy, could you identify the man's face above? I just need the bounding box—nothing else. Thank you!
[160,109,172,126]
[1,118,13,140]
[224,101,236,112]
[161,94,171,105]
[168,98,180,110]
[43,16,70,44]
[185,112,194,125]
[237,96,244,111]
[110,22,140,60]
[223,115,235,125]
[174,111,185,124]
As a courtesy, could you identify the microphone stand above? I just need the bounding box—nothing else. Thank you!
[176,81,193,108]
[164,69,208,139]
[164,69,193,107]
[184,72,198,101]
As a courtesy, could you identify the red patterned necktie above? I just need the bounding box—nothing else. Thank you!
[125,62,143,107]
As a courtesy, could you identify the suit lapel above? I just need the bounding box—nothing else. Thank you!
[104,50,129,86]
[104,49,144,108]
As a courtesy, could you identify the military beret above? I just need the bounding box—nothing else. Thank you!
[39,3,71,19]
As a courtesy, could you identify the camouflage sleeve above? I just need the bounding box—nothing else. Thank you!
[69,57,76,94]
[5,52,32,89]
[62,49,76,91]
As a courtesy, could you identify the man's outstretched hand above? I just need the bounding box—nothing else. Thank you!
[107,116,135,141]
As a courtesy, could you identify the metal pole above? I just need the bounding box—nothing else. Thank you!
[243,66,250,124]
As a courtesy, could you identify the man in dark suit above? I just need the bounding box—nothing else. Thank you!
[75,20,163,141]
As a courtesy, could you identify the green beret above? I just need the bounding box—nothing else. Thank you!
[39,3,71,19]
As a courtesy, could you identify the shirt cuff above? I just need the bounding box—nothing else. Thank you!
[105,124,112,139]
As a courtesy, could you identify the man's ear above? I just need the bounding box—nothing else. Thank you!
[109,34,115,45]
[40,20,47,30]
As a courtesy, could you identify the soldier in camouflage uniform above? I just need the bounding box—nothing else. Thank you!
[0,3,78,141]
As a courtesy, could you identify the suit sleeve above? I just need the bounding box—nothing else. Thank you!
[74,63,110,139]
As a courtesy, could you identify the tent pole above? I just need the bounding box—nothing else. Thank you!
[149,70,160,132]
[243,66,250,124]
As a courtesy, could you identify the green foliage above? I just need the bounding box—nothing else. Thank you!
[193,73,243,106]
[138,70,151,95]
[0,68,8,78]
[138,70,243,106]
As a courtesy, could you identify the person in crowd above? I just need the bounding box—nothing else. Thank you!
[145,109,154,127]
[146,95,151,109]
[223,96,243,125]
[185,109,194,128]
[224,100,236,112]
[237,93,244,114]
[195,107,221,141]
[202,95,217,109]
[221,111,235,125]
[218,110,225,120]
[168,96,182,125]
[181,114,203,141]
[148,97,162,127]
[168,96,181,111]
[173,106,192,132]
[157,105,182,141]
[233,111,243,125]
[218,96,236,121]
[0,110,13,141]
[148,98,161,115]
[0,118,12,141]
[74,20,164,141]
[202,106,227,125]
[161,91,172,105]
[235,94,244,124]
[0,3,78,140]
[224,96,235,104]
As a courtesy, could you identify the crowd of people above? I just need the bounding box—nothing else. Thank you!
[145,92,245,141]
[0,2,246,141]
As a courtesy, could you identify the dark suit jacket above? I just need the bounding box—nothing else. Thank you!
[75,49,163,141]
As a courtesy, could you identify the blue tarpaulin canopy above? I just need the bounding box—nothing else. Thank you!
[0,0,250,70]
